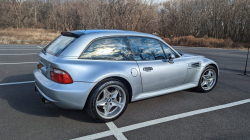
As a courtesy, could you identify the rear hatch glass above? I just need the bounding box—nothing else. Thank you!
[44,35,76,56]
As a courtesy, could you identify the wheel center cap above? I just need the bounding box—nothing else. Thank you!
[107,99,111,102]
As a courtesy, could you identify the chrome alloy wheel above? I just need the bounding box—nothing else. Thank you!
[95,85,126,119]
[201,69,217,90]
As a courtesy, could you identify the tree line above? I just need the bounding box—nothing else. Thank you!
[0,0,249,42]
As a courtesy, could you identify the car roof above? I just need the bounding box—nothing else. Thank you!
[59,29,167,57]
[68,29,160,39]
[69,29,126,35]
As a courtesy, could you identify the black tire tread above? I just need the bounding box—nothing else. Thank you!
[85,78,129,122]
[194,65,218,93]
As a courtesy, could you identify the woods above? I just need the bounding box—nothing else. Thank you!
[0,0,250,42]
[159,0,250,42]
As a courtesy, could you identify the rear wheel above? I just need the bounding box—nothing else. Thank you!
[195,66,218,93]
[86,79,129,122]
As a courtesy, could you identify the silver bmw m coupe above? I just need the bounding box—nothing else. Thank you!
[34,30,219,122]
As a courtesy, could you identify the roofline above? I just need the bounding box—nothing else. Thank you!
[67,29,158,39]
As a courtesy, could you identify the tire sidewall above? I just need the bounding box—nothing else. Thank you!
[198,66,218,93]
[87,79,129,122]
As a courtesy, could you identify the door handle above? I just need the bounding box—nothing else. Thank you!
[143,67,153,71]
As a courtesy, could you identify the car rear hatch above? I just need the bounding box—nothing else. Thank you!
[37,32,78,80]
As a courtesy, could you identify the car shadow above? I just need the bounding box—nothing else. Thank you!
[0,74,97,123]
[184,88,201,93]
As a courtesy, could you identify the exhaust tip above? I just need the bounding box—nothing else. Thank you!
[42,97,50,104]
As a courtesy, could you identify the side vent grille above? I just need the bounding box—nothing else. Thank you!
[191,62,200,67]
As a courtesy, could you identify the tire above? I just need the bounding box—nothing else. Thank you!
[195,65,218,93]
[86,79,129,122]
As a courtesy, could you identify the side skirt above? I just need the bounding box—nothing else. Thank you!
[131,82,197,102]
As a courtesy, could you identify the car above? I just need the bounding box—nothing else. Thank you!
[34,29,219,122]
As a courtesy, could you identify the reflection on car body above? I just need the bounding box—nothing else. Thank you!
[34,29,219,122]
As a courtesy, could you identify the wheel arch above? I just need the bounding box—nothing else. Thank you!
[204,62,219,76]
[87,76,133,104]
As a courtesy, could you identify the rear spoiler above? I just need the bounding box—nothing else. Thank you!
[61,32,80,38]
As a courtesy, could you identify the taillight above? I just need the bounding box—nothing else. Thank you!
[50,68,73,84]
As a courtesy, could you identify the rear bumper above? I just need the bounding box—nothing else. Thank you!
[33,69,95,110]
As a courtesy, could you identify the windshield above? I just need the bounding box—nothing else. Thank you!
[44,35,76,56]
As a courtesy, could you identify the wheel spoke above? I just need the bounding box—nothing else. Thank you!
[103,88,111,98]
[207,71,212,77]
[209,78,214,81]
[202,75,207,80]
[111,89,119,99]
[208,80,213,87]
[201,81,206,87]
[111,100,122,108]
[96,98,106,107]
[103,105,111,116]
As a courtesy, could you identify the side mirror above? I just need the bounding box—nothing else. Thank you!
[168,53,175,64]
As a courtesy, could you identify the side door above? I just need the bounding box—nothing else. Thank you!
[128,36,187,92]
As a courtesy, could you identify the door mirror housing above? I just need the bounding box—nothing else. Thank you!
[168,53,175,64]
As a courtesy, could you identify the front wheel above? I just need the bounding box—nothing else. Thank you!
[195,65,218,93]
[86,79,129,122]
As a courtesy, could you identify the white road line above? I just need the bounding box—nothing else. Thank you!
[0,53,37,55]
[0,81,34,86]
[72,130,113,140]
[119,98,250,132]
[73,98,250,140]
[0,62,37,65]
[37,46,43,49]
[106,122,128,140]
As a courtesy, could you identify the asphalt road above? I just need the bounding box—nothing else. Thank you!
[0,44,250,140]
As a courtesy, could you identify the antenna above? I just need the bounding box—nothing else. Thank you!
[82,23,87,31]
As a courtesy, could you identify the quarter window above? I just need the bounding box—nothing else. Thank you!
[80,37,133,60]
[45,35,76,56]
[128,37,166,61]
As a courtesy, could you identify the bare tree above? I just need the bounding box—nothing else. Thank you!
[0,0,249,42]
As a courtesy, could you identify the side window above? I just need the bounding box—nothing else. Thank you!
[128,37,166,61]
[160,42,179,58]
[80,37,133,60]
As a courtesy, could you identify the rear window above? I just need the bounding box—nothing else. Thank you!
[44,35,76,56]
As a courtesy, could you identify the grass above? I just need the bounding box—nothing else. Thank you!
[0,28,60,45]
[0,28,248,49]
[161,35,249,50]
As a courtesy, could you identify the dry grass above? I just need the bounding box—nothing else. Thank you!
[0,28,249,49]
[161,35,249,50]
[0,28,60,44]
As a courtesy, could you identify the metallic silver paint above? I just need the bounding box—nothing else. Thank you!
[34,69,95,109]
[34,30,219,110]
[136,58,187,92]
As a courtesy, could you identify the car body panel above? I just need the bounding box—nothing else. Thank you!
[34,69,95,109]
[34,29,219,110]
[136,58,188,92]
[132,83,197,101]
